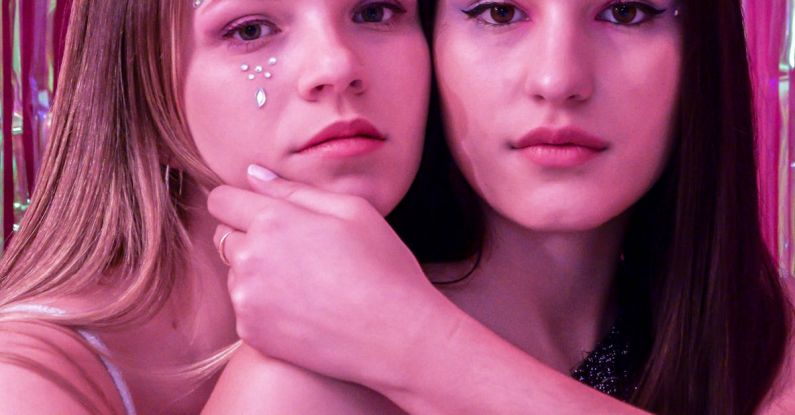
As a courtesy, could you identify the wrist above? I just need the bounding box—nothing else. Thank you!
[372,292,476,413]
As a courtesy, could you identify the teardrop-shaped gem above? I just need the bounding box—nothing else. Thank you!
[256,88,267,108]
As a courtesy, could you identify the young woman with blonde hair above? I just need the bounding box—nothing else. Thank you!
[0,0,432,412]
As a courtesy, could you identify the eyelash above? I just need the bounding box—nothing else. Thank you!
[352,1,408,26]
[222,19,279,51]
[462,2,527,26]
[461,1,667,28]
[597,2,667,26]
[220,1,408,52]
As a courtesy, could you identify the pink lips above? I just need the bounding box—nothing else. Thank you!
[511,127,609,168]
[297,119,386,158]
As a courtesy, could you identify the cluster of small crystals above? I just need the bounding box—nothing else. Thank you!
[570,322,637,400]
[241,58,276,81]
[241,57,278,108]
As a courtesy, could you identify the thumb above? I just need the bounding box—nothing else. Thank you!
[246,164,366,219]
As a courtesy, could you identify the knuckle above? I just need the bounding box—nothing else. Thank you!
[344,196,374,218]
[207,186,232,210]
[235,320,250,342]
[250,209,277,230]
[232,248,258,273]
[270,182,299,199]
[280,184,300,200]
[229,285,248,310]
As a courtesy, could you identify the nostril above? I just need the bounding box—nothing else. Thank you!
[350,79,364,90]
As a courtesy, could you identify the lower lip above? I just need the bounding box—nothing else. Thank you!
[300,137,384,158]
[518,144,604,168]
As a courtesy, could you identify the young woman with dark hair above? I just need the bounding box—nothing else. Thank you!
[206,0,794,414]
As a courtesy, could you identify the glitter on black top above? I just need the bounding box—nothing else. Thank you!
[568,260,653,401]
[569,314,639,400]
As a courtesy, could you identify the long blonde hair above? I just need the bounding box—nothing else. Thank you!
[0,0,217,330]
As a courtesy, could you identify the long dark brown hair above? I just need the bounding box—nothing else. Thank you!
[398,1,793,414]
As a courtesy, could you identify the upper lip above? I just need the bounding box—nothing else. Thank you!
[297,118,386,153]
[511,127,609,151]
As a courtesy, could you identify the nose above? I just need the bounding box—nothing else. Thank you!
[523,14,594,106]
[296,24,366,101]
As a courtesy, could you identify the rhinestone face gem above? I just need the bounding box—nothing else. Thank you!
[193,0,203,8]
[241,64,250,71]
[264,72,272,79]
[267,57,278,66]
[256,88,267,108]
[254,66,264,73]
[248,74,256,80]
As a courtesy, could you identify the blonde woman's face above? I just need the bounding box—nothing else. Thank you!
[435,0,681,231]
[182,0,430,215]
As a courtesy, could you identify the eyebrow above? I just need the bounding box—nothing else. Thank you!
[201,0,224,11]
[201,0,276,11]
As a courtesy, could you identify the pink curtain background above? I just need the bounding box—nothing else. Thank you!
[745,0,794,274]
[1,0,71,244]
[2,0,794,274]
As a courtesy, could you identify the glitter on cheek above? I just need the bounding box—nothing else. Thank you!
[238,60,276,109]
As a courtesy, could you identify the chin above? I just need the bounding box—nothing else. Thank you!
[501,202,621,233]
[327,180,405,217]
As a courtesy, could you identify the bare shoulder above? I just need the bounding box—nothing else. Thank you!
[0,320,126,414]
[203,344,405,414]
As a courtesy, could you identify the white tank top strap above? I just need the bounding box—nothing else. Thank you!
[2,304,137,415]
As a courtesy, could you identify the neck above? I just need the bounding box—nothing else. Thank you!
[99,183,238,413]
[436,206,627,373]
[176,183,239,352]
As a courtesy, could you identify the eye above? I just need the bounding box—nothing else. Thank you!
[352,2,407,24]
[596,2,666,26]
[223,20,278,42]
[462,2,528,26]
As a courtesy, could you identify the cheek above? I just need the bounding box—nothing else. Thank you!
[374,37,432,136]
[184,71,237,178]
[588,41,681,222]
[435,36,485,174]
[609,40,681,177]
[182,54,282,185]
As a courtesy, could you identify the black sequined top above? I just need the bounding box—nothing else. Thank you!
[569,265,652,402]
[569,313,641,401]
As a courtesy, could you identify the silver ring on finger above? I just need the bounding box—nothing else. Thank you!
[218,230,235,266]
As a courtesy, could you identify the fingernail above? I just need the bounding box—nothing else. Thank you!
[248,164,277,182]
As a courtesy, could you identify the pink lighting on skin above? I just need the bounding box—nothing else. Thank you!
[436,0,681,232]
[295,118,386,158]
[511,127,610,168]
[181,0,430,216]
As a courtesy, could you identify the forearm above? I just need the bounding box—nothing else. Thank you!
[376,305,650,415]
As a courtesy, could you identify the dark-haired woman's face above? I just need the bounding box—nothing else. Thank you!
[435,0,681,231]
